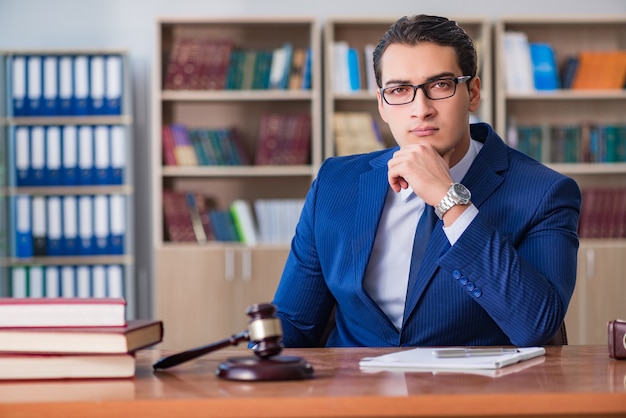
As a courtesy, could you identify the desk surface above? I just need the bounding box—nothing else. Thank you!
[0,345,625,418]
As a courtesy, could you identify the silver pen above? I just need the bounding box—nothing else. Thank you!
[432,348,520,358]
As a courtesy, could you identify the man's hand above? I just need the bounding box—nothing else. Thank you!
[387,143,454,207]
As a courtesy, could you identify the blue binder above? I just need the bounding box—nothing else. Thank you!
[93,125,112,184]
[61,125,78,185]
[104,55,123,115]
[46,196,63,256]
[110,125,125,184]
[13,195,33,258]
[73,55,89,115]
[58,55,74,115]
[109,194,125,255]
[14,126,30,186]
[45,126,62,186]
[78,195,95,255]
[62,195,79,256]
[11,55,27,117]
[42,55,59,116]
[26,55,43,116]
[93,194,110,254]
[89,55,106,115]
[30,126,45,186]
[78,125,94,185]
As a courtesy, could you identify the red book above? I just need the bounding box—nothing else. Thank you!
[0,297,126,328]
[0,319,163,354]
[161,125,178,166]
[162,190,196,242]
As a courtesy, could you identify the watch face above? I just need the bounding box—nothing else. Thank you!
[453,183,471,201]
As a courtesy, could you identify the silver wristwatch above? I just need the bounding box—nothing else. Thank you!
[434,183,471,220]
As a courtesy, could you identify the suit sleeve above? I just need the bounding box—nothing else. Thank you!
[272,174,336,347]
[438,175,581,346]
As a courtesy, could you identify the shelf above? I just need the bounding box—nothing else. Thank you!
[160,165,316,178]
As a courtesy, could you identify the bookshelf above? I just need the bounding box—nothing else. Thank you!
[323,16,493,159]
[0,50,136,318]
[494,16,626,344]
[152,17,322,349]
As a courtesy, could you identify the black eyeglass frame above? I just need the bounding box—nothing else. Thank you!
[380,75,473,105]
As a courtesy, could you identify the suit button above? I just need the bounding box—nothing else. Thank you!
[472,288,482,297]
[453,270,461,279]
[466,282,475,291]
[459,276,468,286]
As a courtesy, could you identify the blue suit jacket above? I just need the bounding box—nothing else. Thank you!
[273,123,581,347]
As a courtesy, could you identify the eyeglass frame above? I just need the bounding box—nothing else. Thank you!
[380,75,473,105]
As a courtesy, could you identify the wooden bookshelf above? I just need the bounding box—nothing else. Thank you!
[495,16,626,344]
[152,17,321,349]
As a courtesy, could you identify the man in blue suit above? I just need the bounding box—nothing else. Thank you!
[273,14,581,347]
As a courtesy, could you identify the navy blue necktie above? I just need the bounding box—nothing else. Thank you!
[405,205,436,299]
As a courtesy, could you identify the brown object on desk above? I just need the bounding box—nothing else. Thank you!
[0,345,625,418]
[153,303,313,381]
[608,319,626,359]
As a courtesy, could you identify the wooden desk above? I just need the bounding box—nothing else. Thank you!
[0,345,625,417]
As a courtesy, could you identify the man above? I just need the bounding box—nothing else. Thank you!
[273,14,580,347]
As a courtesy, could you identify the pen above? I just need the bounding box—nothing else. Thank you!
[432,348,520,358]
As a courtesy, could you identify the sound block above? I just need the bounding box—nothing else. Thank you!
[216,355,314,381]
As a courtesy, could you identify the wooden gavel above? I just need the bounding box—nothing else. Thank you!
[153,303,284,370]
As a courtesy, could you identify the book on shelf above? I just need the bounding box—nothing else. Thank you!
[162,189,196,242]
[255,113,311,165]
[571,51,626,90]
[502,31,534,93]
[0,297,126,328]
[333,112,385,156]
[529,43,559,91]
[0,319,163,354]
[230,199,258,245]
[579,187,626,239]
[0,352,135,380]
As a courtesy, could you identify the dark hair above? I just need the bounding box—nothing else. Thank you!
[372,15,477,88]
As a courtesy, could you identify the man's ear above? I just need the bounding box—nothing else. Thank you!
[468,76,481,112]
[377,90,389,123]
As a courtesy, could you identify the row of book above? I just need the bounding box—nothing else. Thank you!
[163,190,304,245]
[503,31,626,92]
[162,124,249,166]
[163,38,311,91]
[8,54,124,117]
[11,194,126,258]
[0,297,162,380]
[579,187,626,238]
[509,123,626,164]
[9,264,125,298]
[332,41,377,94]
[163,113,312,167]
[333,111,385,156]
[12,124,126,187]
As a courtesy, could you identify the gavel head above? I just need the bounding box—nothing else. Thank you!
[246,303,284,359]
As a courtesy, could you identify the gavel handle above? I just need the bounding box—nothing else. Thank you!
[153,331,249,370]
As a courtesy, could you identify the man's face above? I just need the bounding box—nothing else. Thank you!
[377,42,481,166]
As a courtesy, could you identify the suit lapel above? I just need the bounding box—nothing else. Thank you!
[352,151,394,310]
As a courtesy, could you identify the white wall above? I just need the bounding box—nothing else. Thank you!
[1,0,625,318]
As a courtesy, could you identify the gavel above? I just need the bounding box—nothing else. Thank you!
[153,303,313,381]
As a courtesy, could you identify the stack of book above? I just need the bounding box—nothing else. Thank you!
[0,297,163,380]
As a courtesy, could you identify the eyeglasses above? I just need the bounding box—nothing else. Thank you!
[380,75,473,105]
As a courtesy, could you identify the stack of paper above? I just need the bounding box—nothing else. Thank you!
[359,347,546,376]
